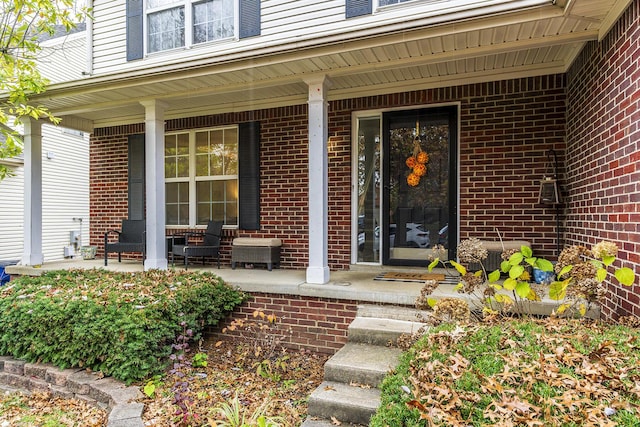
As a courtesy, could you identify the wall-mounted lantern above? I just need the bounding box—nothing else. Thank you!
[538,149,561,205]
[539,177,560,205]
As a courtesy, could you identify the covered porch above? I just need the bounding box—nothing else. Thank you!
[5,259,572,318]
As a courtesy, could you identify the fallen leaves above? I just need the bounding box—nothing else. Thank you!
[399,318,640,425]
[140,336,328,426]
[0,391,106,427]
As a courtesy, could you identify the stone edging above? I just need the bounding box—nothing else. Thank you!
[0,356,144,427]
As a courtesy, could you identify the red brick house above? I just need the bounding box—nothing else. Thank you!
[16,0,640,320]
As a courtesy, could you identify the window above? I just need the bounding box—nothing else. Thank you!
[127,0,260,60]
[165,126,239,227]
[378,0,414,5]
[147,0,235,54]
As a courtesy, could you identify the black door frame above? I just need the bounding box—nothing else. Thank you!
[381,105,458,266]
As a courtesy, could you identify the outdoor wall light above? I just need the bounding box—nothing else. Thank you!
[538,149,561,205]
[539,177,560,205]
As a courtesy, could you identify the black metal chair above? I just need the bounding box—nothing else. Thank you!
[104,220,146,266]
[171,221,222,269]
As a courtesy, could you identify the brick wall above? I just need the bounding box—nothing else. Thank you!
[91,76,567,268]
[331,76,567,260]
[90,126,141,250]
[565,0,640,320]
[208,294,358,355]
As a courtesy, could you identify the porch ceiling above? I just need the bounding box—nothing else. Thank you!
[38,0,631,130]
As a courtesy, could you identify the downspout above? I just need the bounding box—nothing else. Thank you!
[84,0,94,76]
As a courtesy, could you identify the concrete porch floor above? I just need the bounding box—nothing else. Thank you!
[5,258,588,317]
[6,259,440,306]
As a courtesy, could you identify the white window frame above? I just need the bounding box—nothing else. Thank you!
[145,0,238,55]
[165,125,239,228]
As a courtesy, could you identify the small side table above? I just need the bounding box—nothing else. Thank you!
[166,236,186,257]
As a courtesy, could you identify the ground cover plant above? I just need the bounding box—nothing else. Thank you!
[371,318,640,426]
[0,269,246,383]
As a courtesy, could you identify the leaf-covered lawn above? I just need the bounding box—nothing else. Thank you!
[140,335,328,426]
[0,333,327,427]
[372,318,640,426]
[0,391,106,427]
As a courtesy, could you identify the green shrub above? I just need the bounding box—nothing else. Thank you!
[0,269,247,384]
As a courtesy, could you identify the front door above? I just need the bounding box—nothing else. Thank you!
[354,105,457,266]
[382,106,457,266]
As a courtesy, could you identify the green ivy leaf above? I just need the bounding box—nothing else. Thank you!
[143,381,156,398]
[515,281,531,299]
[427,298,437,308]
[549,280,569,300]
[509,253,524,266]
[558,265,573,278]
[615,267,635,286]
[509,265,525,280]
[556,303,570,314]
[596,268,607,282]
[428,259,440,271]
[525,257,536,267]
[602,255,615,267]
[488,270,501,283]
[535,258,554,272]
[503,277,517,291]
[450,261,467,276]
[500,260,510,273]
[495,293,514,305]
[521,246,533,258]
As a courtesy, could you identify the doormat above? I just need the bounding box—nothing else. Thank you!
[374,272,446,283]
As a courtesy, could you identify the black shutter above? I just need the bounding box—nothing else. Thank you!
[126,0,144,60]
[128,134,145,220]
[238,121,260,230]
[239,0,261,39]
[346,0,372,18]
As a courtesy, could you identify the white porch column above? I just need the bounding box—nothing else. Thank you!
[141,100,168,270]
[305,76,331,284]
[21,118,44,266]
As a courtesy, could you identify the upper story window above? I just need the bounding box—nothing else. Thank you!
[127,0,260,60]
[378,0,414,5]
[147,0,234,54]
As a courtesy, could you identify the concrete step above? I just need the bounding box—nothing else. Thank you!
[307,381,381,426]
[348,316,428,346]
[324,342,402,387]
[300,418,365,427]
[356,303,432,322]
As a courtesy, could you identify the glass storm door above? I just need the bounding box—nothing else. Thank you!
[382,106,457,266]
[355,117,381,263]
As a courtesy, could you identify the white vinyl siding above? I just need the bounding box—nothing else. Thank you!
[0,165,24,263]
[91,0,515,75]
[39,33,87,84]
[0,126,90,263]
